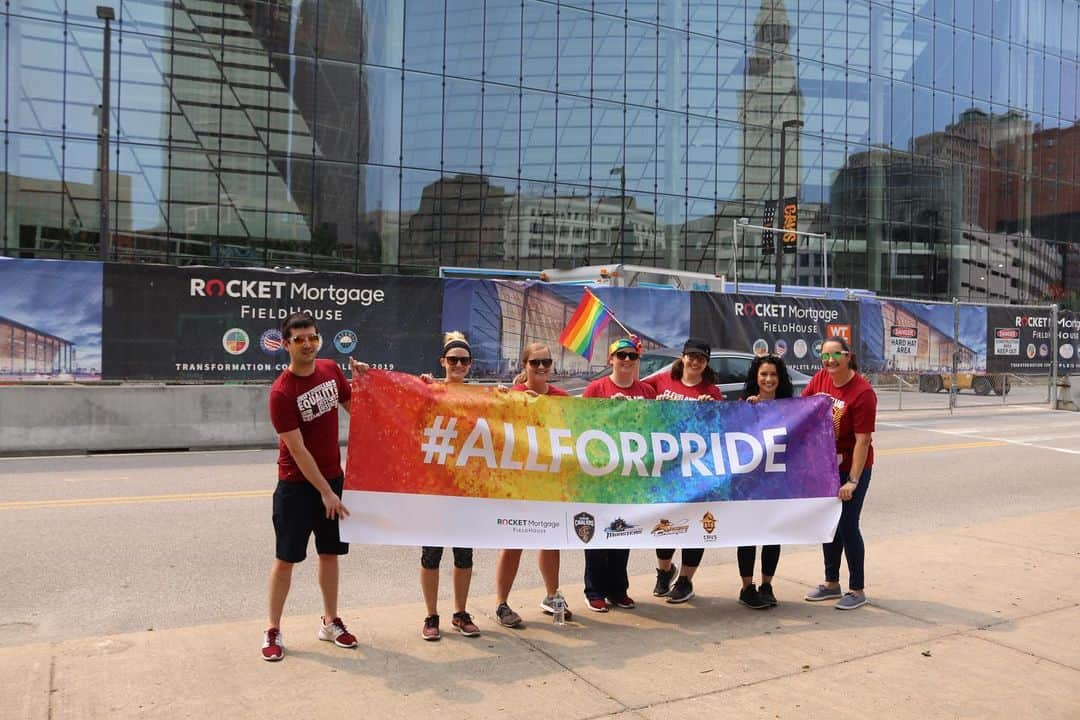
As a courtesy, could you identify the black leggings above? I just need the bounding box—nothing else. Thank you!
[420,546,473,570]
[656,548,704,567]
[737,545,780,578]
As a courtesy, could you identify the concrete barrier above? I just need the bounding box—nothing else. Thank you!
[0,384,350,455]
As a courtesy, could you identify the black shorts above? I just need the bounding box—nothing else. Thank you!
[272,476,348,563]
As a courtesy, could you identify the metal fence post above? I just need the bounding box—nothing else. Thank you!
[1051,303,1060,410]
[950,297,959,413]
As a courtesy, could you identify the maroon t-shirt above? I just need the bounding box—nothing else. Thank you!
[511,382,569,396]
[583,376,657,399]
[269,359,351,482]
[644,373,723,401]
[802,369,877,474]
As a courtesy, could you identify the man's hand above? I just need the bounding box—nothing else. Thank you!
[321,490,351,519]
[349,357,369,377]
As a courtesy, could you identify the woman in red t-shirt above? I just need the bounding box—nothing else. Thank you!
[418,332,481,640]
[644,337,722,604]
[581,336,656,612]
[801,336,877,610]
[494,342,570,628]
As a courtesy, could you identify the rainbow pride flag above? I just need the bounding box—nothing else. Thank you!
[559,288,612,359]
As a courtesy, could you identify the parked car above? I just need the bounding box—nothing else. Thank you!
[580,347,812,400]
[917,371,1010,396]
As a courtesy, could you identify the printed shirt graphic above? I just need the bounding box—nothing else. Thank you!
[582,376,657,399]
[269,359,351,482]
[644,373,723,401]
[802,369,876,474]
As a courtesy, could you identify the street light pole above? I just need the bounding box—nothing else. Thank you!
[774,118,803,293]
[610,166,626,267]
[96,5,115,262]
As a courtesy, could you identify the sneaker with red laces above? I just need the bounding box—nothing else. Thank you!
[262,627,284,661]
[319,616,358,648]
[422,614,441,641]
[586,597,609,612]
[451,611,481,637]
[610,595,636,609]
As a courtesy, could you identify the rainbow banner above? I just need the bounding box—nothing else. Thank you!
[558,288,612,359]
[340,371,842,549]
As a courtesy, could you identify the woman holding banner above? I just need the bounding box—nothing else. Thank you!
[802,336,877,610]
[417,332,481,640]
[737,354,795,609]
[644,337,722,604]
[581,336,656,612]
[494,342,571,627]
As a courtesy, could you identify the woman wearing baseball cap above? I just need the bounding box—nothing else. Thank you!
[644,337,722,603]
[580,335,656,612]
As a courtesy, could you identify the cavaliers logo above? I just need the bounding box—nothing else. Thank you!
[701,511,716,534]
[573,512,596,544]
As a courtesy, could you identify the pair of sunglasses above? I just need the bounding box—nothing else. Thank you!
[288,333,320,344]
[614,351,640,361]
[527,358,554,368]
[444,356,472,366]
[821,351,850,361]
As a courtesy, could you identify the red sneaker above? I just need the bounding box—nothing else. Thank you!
[422,614,441,641]
[319,617,358,648]
[611,595,636,609]
[586,598,609,612]
[452,611,481,637]
[262,628,284,661]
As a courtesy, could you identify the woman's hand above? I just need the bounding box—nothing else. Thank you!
[838,480,857,501]
[745,394,760,404]
[419,373,436,384]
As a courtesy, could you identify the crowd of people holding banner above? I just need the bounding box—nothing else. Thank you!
[260,311,876,661]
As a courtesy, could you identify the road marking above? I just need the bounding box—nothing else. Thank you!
[879,422,1080,456]
[0,489,271,511]
[876,440,1007,456]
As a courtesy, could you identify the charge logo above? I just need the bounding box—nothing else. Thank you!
[222,328,250,355]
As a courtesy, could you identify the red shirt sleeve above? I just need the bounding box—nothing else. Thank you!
[334,362,351,406]
[269,387,299,435]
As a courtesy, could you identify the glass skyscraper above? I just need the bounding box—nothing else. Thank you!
[3,0,1079,303]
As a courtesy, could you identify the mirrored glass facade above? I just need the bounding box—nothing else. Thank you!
[3,0,1080,302]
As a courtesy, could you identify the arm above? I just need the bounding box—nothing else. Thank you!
[339,358,369,415]
[840,432,872,501]
[279,429,350,519]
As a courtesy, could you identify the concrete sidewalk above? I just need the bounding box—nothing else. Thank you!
[5,508,1079,720]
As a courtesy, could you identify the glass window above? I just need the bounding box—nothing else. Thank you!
[847,0,871,74]
[399,167,444,267]
[658,25,688,114]
[717,40,742,117]
[114,142,168,238]
[520,89,556,183]
[404,0,444,74]
[317,0,365,63]
[481,83,519,180]
[267,53,316,157]
[687,115,716,199]
[359,163,402,266]
[313,59,360,163]
[484,0,522,86]
[591,98,625,192]
[718,0,744,47]
[656,109,686,197]
[312,160,359,265]
[443,77,483,174]
[822,0,846,69]
[593,13,624,105]
[364,0,405,68]
[953,30,974,98]
[12,19,66,136]
[401,71,443,170]
[557,93,592,187]
[362,65,403,167]
[627,0,657,25]
[625,20,658,108]
[796,0,824,64]
[522,1,557,93]
[687,35,717,116]
[445,0,484,80]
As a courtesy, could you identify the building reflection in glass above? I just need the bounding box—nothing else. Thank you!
[1,0,1078,303]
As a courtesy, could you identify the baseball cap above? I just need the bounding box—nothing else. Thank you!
[608,335,642,356]
[681,337,711,357]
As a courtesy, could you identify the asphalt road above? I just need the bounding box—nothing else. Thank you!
[2,405,1078,647]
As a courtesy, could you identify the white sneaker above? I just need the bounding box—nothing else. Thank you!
[318,616,358,648]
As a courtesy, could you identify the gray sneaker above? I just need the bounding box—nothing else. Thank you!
[834,592,867,610]
[495,602,522,627]
[804,584,843,601]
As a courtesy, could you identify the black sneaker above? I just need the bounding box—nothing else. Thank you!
[739,584,769,609]
[758,583,777,606]
[666,576,695,603]
[653,564,677,596]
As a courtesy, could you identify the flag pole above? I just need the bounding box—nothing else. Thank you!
[587,287,634,338]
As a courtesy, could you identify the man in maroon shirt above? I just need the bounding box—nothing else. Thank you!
[262,312,366,661]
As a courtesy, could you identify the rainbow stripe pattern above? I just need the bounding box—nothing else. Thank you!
[558,288,612,359]
[345,371,840,504]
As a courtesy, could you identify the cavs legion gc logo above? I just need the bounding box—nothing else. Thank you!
[222,328,250,355]
[701,511,716,534]
[573,512,596,544]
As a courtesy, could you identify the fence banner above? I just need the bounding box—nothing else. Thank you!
[857,300,987,373]
[985,306,1055,374]
[1059,311,1079,374]
[340,370,841,549]
[689,292,859,375]
[101,264,443,380]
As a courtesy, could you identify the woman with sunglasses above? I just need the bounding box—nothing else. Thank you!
[736,354,795,609]
[644,337,722,604]
[493,342,571,628]
[417,331,481,640]
[801,336,877,610]
[580,336,656,612]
